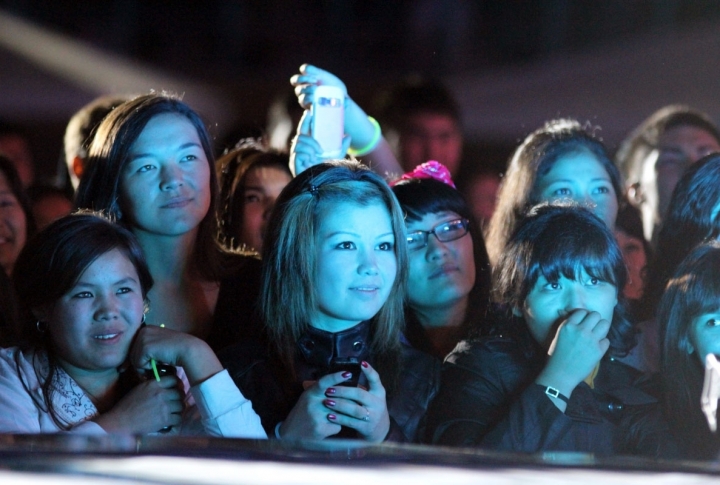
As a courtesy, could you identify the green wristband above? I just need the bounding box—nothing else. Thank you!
[348,117,382,157]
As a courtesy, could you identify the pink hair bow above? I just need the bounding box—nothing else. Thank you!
[390,161,456,188]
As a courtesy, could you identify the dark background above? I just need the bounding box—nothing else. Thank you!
[1,0,720,181]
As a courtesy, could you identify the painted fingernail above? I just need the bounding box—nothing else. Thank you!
[342,371,352,379]
[326,388,336,395]
[327,414,337,421]
[324,399,336,407]
[361,361,369,368]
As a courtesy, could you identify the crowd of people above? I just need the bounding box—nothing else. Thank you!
[1,63,720,460]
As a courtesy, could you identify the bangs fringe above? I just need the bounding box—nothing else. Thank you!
[526,227,621,290]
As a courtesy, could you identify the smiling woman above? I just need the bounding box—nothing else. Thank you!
[75,93,266,351]
[1,212,265,437]
[0,155,34,277]
[220,161,439,444]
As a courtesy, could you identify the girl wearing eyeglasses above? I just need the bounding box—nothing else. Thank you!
[391,162,492,359]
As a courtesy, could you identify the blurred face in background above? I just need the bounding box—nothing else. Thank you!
[400,113,462,175]
[235,165,292,253]
[652,125,720,224]
[0,170,27,275]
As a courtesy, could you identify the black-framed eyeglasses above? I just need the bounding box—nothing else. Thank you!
[406,219,470,251]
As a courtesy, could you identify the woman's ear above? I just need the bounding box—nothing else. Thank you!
[511,306,523,318]
[679,335,695,355]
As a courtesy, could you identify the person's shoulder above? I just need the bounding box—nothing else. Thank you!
[0,347,41,385]
[445,334,522,366]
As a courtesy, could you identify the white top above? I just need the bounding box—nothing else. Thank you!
[0,347,267,438]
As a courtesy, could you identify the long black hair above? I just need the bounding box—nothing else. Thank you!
[658,241,720,459]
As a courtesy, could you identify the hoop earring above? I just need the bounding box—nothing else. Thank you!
[36,321,47,334]
[141,313,146,325]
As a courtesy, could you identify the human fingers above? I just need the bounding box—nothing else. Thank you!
[590,316,612,339]
[297,110,312,136]
[564,308,589,326]
[359,361,386,398]
[294,83,316,109]
[322,395,368,420]
[290,134,322,176]
[317,370,356,390]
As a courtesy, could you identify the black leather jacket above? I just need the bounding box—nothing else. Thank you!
[219,320,440,443]
[425,323,670,456]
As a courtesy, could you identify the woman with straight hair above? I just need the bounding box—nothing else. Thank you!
[631,153,720,373]
[427,204,662,455]
[485,119,623,267]
[221,160,439,443]
[75,93,264,351]
[658,241,720,459]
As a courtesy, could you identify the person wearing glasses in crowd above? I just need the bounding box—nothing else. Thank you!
[390,162,491,359]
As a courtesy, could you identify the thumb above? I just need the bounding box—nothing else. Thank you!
[298,109,312,137]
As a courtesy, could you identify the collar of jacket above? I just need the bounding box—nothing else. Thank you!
[297,320,371,369]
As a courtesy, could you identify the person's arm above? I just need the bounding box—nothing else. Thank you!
[186,368,266,438]
[129,325,266,438]
[0,348,52,433]
[481,310,612,452]
[290,64,402,179]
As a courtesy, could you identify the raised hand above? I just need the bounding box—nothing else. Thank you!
[290,64,347,109]
[289,110,351,176]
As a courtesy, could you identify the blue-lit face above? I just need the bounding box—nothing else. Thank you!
[521,269,618,349]
[311,201,397,333]
[45,249,145,378]
[405,211,475,313]
[120,113,211,238]
[689,311,720,364]
[535,150,618,230]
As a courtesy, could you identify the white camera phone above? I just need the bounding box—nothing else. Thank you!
[311,85,345,159]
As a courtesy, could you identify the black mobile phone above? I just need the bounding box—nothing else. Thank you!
[328,357,362,387]
[143,363,177,433]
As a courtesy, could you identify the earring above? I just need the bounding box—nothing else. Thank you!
[36,321,47,334]
[141,313,146,325]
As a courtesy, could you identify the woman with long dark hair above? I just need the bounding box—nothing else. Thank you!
[76,93,264,350]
